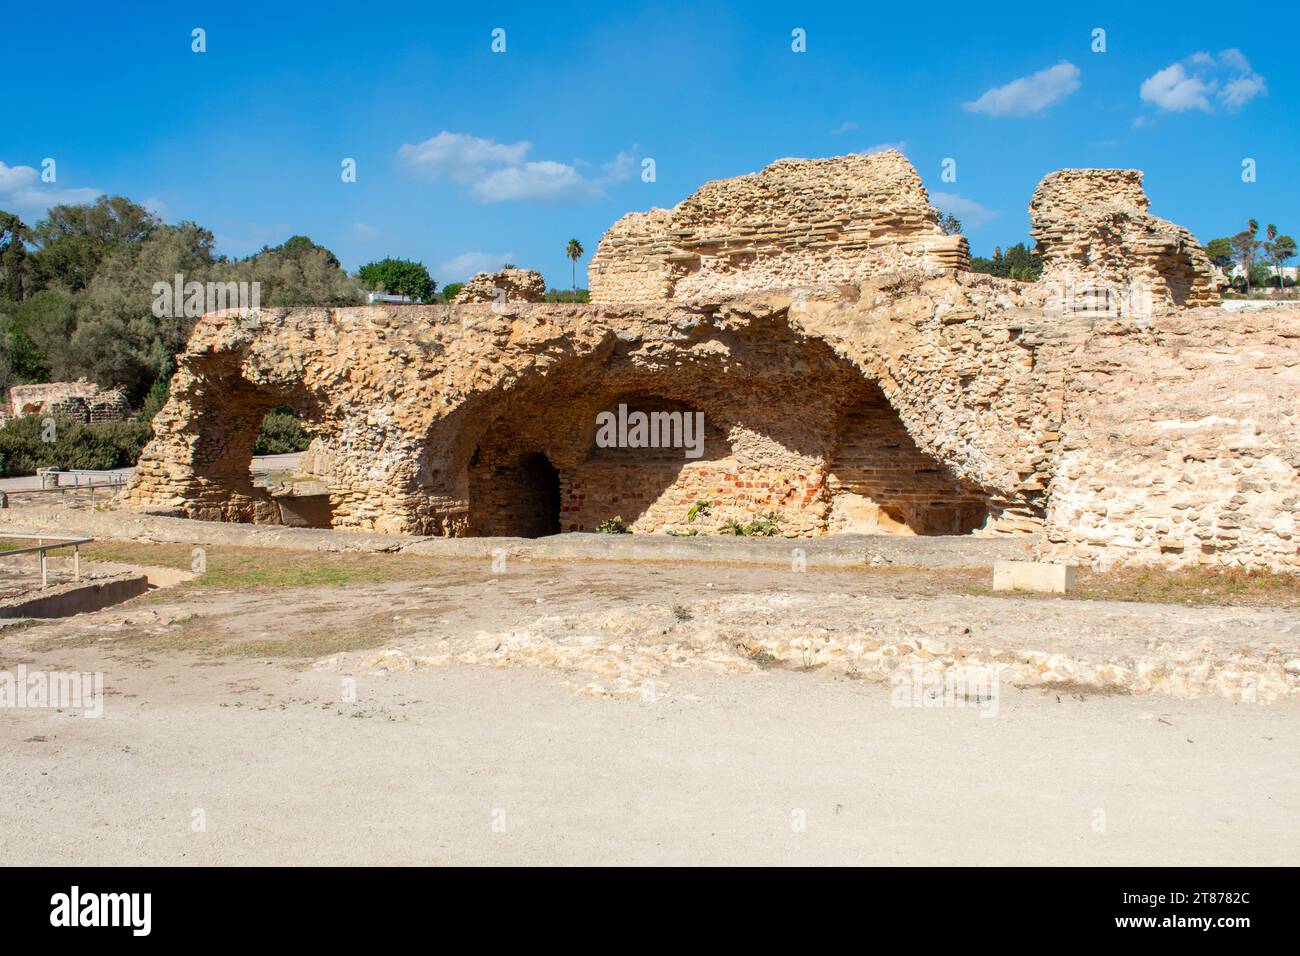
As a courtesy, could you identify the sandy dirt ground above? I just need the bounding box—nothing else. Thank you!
[2,547,1298,866]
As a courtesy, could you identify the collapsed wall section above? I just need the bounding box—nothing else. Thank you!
[589,150,968,303]
[1030,169,1219,319]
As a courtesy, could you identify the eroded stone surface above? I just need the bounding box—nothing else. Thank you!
[452,268,546,304]
[119,151,1298,574]
[1030,168,1219,319]
[588,149,968,303]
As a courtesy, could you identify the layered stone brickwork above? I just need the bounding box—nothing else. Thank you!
[453,268,547,304]
[1030,169,1219,319]
[121,292,1299,571]
[7,381,131,423]
[589,150,968,303]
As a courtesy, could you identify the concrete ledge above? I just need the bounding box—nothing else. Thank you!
[0,574,150,619]
[1,505,1037,569]
[993,560,1075,594]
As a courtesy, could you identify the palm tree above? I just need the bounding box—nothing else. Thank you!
[566,238,584,302]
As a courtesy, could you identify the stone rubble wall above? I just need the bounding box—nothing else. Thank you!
[119,150,1297,573]
[1041,307,1300,573]
[7,381,131,423]
[589,150,968,303]
[122,283,1057,538]
[1030,169,1219,319]
[452,268,547,304]
[120,293,1299,572]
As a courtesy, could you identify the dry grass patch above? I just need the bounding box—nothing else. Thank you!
[973,564,1300,608]
[80,541,443,590]
[1073,565,1300,608]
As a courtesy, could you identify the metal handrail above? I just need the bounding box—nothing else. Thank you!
[1,477,125,509]
[0,532,93,588]
[38,468,129,489]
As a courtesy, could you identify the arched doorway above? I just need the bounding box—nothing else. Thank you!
[468,449,561,537]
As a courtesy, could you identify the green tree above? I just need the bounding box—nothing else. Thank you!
[1204,237,1234,270]
[357,257,435,302]
[440,282,464,302]
[566,239,584,300]
[29,196,159,293]
[217,236,362,308]
[0,210,32,302]
[66,221,219,400]
[1263,225,1295,290]
[1230,220,1261,293]
[938,213,962,236]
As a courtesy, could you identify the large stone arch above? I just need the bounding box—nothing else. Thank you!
[125,290,1062,538]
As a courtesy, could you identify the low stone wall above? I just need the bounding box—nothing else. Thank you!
[7,381,131,423]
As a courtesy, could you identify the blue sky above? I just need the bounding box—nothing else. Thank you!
[3,1,1294,286]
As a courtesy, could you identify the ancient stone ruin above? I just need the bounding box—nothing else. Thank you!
[1030,168,1220,319]
[122,152,1298,574]
[4,381,131,425]
[453,268,547,304]
[589,150,968,302]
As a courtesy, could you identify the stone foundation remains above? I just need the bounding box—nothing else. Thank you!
[121,152,1296,574]
[5,381,131,424]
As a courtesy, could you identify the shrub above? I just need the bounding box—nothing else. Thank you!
[594,515,631,534]
[0,414,151,477]
[136,378,170,427]
[719,512,781,536]
[253,408,312,455]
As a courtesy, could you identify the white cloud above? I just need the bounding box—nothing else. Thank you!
[437,251,520,283]
[1140,63,1214,112]
[1139,49,1267,114]
[352,222,380,241]
[930,192,999,228]
[859,140,908,155]
[0,161,38,193]
[963,61,1080,117]
[474,161,602,203]
[830,121,859,135]
[399,131,631,204]
[0,160,100,217]
[398,132,530,184]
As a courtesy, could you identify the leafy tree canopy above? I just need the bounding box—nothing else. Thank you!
[357,257,436,302]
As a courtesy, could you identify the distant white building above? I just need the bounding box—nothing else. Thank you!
[1215,263,1298,281]
[364,292,423,305]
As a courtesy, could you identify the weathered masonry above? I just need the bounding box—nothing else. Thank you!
[123,151,1299,573]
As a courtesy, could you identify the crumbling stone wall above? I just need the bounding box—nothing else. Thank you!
[121,152,1297,574]
[589,150,968,303]
[8,381,131,423]
[1030,169,1219,319]
[122,293,1298,571]
[122,284,1061,538]
[453,268,547,304]
[1041,308,1300,573]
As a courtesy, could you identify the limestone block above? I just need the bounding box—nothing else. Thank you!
[993,560,1076,594]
